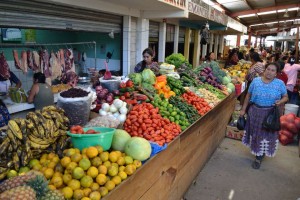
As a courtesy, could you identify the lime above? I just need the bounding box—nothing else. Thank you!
[169,117,175,122]
[168,104,173,108]
[171,111,177,116]
[175,115,180,120]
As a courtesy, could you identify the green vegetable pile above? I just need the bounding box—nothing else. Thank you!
[165,53,191,69]
[198,83,226,99]
[151,95,190,130]
[128,73,142,86]
[180,72,198,87]
[167,76,186,96]
[142,69,156,84]
[194,61,226,84]
[169,96,200,124]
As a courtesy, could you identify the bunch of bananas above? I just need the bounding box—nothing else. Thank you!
[0,106,71,179]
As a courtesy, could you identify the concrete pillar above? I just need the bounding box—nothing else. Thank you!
[219,35,225,54]
[122,16,131,75]
[281,42,284,52]
[158,22,166,62]
[184,28,191,60]
[174,25,179,53]
[214,34,219,56]
[254,36,258,48]
[209,33,214,53]
[236,35,241,47]
[202,44,207,60]
[193,30,201,67]
[284,41,288,52]
[136,18,149,65]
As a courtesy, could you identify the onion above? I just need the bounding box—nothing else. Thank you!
[109,104,118,113]
[99,109,107,116]
[95,85,103,92]
[106,95,114,103]
[113,99,123,109]
[117,114,126,123]
[101,103,110,112]
[119,106,128,114]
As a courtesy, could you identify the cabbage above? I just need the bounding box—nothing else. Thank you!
[227,87,232,94]
[226,75,232,82]
[128,73,142,86]
[111,129,131,152]
[142,69,156,84]
[222,76,230,85]
[227,83,235,92]
[124,137,152,161]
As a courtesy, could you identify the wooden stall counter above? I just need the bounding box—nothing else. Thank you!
[103,93,236,200]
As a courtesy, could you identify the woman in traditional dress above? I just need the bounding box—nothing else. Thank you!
[240,62,288,169]
[134,48,160,75]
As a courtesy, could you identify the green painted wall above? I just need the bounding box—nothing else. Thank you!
[0,29,121,61]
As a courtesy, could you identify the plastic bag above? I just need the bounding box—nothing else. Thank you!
[57,92,92,126]
[149,142,167,157]
[262,106,280,131]
[237,116,246,130]
[84,116,120,128]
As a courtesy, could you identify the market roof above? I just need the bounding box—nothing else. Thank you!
[210,0,300,36]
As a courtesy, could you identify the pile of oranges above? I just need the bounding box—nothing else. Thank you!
[27,146,141,200]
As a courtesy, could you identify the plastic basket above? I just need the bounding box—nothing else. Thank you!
[67,127,115,150]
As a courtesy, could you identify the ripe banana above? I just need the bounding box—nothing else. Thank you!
[28,134,54,145]
[8,120,22,140]
[7,130,17,148]
[0,137,10,155]
[12,152,20,171]
[28,140,50,150]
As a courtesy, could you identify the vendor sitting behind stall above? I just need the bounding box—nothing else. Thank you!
[61,71,79,88]
[28,72,54,110]
[134,48,160,75]
[0,70,21,93]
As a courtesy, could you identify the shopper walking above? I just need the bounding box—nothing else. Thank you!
[240,62,288,169]
[283,56,300,104]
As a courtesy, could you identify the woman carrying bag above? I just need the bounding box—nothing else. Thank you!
[240,62,288,169]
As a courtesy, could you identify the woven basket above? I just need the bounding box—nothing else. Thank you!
[100,76,121,92]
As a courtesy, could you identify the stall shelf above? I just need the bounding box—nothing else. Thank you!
[104,92,236,200]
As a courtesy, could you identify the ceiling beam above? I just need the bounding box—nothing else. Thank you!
[246,17,300,26]
[230,3,300,17]
[252,24,295,32]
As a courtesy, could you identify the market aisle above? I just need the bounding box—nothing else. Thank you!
[184,138,300,200]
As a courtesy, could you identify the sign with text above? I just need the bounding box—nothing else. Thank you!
[188,0,209,18]
[159,0,187,9]
[210,8,228,26]
[227,17,247,34]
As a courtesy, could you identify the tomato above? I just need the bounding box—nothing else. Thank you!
[124,92,131,98]
[70,130,77,134]
[126,80,134,87]
[120,95,126,101]
[86,129,96,134]
[120,82,127,88]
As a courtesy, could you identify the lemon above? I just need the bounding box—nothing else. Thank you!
[73,189,84,200]
[91,157,102,167]
[99,186,108,197]
[83,188,92,197]
[117,157,125,166]
[109,152,118,163]
[98,165,107,175]
[105,180,115,191]
[51,176,63,188]
[72,167,85,180]
[68,179,81,190]
[118,171,128,180]
[103,161,111,168]
[87,166,99,178]
[62,173,73,185]
[124,156,133,165]
[80,175,93,188]
[111,175,122,185]
[89,191,101,200]
[28,159,40,168]
[66,162,78,174]
[95,145,104,154]
[71,153,83,163]
[90,182,100,191]
[133,160,142,168]
[119,166,125,172]
[107,166,118,177]
[44,168,54,179]
[61,186,73,199]
[79,158,91,170]
[96,174,107,186]
[100,152,109,162]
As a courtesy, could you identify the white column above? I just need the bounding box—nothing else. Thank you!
[284,41,288,52]
[214,34,219,56]
[281,42,284,52]
[136,18,149,64]
[158,22,166,62]
[219,35,225,54]
[202,44,207,60]
[123,16,131,76]
[209,33,214,53]
[174,25,179,53]
[193,30,201,67]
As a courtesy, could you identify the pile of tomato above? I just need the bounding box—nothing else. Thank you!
[70,125,100,134]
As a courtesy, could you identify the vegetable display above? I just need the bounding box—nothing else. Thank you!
[95,85,114,104]
[197,88,220,107]
[169,96,200,124]
[198,84,226,99]
[124,103,181,146]
[99,99,128,123]
[198,67,223,89]
[181,91,211,116]
[167,76,185,96]
[165,53,191,68]
[60,88,89,98]
[279,113,299,145]
[154,75,175,99]
[151,95,190,130]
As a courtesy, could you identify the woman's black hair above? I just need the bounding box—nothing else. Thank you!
[277,60,285,72]
[141,48,154,70]
[0,100,6,108]
[287,56,296,65]
[205,52,214,61]
[250,52,263,62]
[33,72,46,83]
[265,62,280,73]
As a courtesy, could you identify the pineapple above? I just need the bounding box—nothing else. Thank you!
[0,185,37,200]
[0,170,43,193]
[25,175,49,197]
[40,190,65,200]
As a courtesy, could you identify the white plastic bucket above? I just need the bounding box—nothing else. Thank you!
[284,104,299,115]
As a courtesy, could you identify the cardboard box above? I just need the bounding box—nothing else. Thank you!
[225,125,244,140]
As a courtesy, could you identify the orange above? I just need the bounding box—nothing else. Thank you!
[91,157,102,167]
[51,156,60,164]
[111,175,122,185]
[51,176,63,188]
[79,158,91,171]
[47,152,56,160]
[44,168,54,179]
[83,188,92,197]
[66,162,78,174]
[80,175,93,188]
[89,191,101,200]
[98,165,107,175]
[107,166,118,177]
[86,147,98,158]
[65,148,76,157]
[133,160,142,168]
[99,187,108,197]
[48,185,56,191]
[105,180,115,191]
[53,172,63,178]
[73,189,84,200]
[61,157,71,168]
[68,179,81,190]
[71,153,83,163]
[81,148,88,154]
[47,161,57,169]
[74,148,81,154]
[87,166,99,178]
[103,161,111,168]
[100,152,109,162]
[119,166,125,172]
[62,173,73,185]
[72,167,85,180]
[90,182,99,191]
[124,165,135,176]
[61,186,73,199]
[109,152,118,163]
[118,171,127,180]
[95,145,104,154]
[96,174,107,186]
[116,157,125,166]
[124,156,133,165]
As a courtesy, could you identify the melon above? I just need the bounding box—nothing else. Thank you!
[227,83,235,92]
[222,76,230,85]
[111,129,131,152]
[124,137,152,161]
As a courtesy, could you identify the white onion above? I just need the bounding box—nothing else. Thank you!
[109,104,118,113]
[99,109,107,116]
[101,103,110,112]
[117,114,127,123]
[119,106,128,115]
[113,99,124,109]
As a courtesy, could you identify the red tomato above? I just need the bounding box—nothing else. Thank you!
[126,80,134,87]
[86,129,96,134]
[120,96,126,101]
[124,92,131,98]
[120,82,127,88]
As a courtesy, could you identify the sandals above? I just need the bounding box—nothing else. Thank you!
[252,159,262,169]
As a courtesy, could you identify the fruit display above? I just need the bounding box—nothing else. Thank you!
[70,126,100,134]
[198,83,227,100]
[181,91,211,116]
[124,103,181,146]
[151,95,190,130]
[169,96,200,124]
[196,88,221,107]
[5,146,142,199]
[0,106,71,179]
[226,61,251,82]
[51,84,71,94]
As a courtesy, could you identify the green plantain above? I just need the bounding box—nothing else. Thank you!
[8,120,22,140]
[0,137,10,155]
[12,152,20,171]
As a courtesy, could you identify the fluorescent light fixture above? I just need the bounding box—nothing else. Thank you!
[283,9,289,18]
[286,19,294,22]
[216,0,229,3]
[257,11,276,15]
[265,22,277,25]
[238,14,256,18]
[250,23,263,27]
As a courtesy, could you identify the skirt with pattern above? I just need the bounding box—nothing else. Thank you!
[242,104,279,157]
